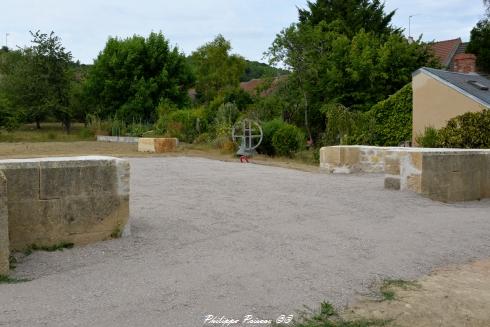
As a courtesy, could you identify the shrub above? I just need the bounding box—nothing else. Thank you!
[272,123,305,157]
[436,110,490,148]
[415,127,439,148]
[258,119,285,155]
[156,107,208,143]
[369,83,412,146]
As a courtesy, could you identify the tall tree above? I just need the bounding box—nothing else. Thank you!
[0,31,73,131]
[190,35,246,102]
[467,19,490,74]
[84,32,193,123]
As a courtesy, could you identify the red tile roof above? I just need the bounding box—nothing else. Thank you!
[430,38,462,68]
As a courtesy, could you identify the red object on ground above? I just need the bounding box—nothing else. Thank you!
[240,156,249,163]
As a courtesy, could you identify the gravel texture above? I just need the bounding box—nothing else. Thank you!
[1,157,490,327]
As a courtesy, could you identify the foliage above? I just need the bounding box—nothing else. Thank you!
[156,107,208,143]
[0,31,74,132]
[191,35,246,102]
[436,110,490,148]
[272,123,306,157]
[369,84,412,146]
[467,19,490,74]
[240,60,288,82]
[258,119,287,155]
[84,32,193,123]
[415,127,439,148]
[322,103,375,145]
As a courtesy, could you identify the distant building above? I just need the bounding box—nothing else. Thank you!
[429,38,477,73]
[412,66,490,145]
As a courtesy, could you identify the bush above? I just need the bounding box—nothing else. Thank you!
[415,127,439,148]
[156,107,208,143]
[369,83,412,146]
[436,110,490,148]
[258,119,285,155]
[272,123,305,157]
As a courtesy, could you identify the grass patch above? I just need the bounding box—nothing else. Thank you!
[0,275,29,284]
[277,302,390,327]
[380,279,420,301]
[0,123,95,143]
[24,242,74,256]
[111,226,123,239]
[9,255,17,270]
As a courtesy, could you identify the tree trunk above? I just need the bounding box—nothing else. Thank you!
[36,119,41,129]
[63,119,71,134]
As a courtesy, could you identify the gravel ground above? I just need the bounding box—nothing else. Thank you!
[1,157,490,327]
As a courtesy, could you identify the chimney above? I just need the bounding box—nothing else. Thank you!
[453,53,477,74]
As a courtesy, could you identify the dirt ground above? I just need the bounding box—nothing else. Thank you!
[0,155,489,326]
[346,259,490,327]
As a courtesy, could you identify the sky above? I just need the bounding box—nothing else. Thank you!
[1,0,487,64]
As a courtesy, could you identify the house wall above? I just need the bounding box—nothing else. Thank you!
[412,72,485,145]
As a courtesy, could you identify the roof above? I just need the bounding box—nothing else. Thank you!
[414,67,490,107]
[429,38,462,68]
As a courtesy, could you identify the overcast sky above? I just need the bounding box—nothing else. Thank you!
[1,0,486,64]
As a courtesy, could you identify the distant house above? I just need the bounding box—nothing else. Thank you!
[412,65,490,145]
[429,38,477,73]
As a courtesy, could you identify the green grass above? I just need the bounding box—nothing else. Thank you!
[0,123,95,142]
[0,275,29,284]
[24,242,75,256]
[275,302,390,327]
[380,279,420,301]
[111,226,123,239]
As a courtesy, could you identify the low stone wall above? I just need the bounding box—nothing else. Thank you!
[0,172,8,276]
[0,156,130,274]
[320,146,399,173]
[385,149,490,202]
[138,138,178,153]
[96,135,140,144]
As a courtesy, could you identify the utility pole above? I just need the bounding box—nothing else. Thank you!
[409,15,414,38]
[5,33,9,48]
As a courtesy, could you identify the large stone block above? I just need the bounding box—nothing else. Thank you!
[138,138,178,153]
[0,172,8,276]
[0,156,130,251]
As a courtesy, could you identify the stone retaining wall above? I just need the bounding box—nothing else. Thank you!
[96,135,140,144]
[0,156,130,275]
[138,138,178,153]
[0,172,8,276]
[320,146,400,173]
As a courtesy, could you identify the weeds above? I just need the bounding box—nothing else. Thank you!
[24,242,74,256]
[380,279,420,301]
[111,226,122,239]
[276,302,390,327]
[0,275,29,284]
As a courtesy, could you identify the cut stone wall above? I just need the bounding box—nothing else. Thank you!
[320,146,398,173]
[385,149,490,202]
[96,135,139,144]
[138,138,178,153]
[0,156,130,254]
[0,172,8,276]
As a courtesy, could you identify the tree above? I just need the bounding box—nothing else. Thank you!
[298,0,399,37]
[267,0,436,142]
[84,32,193,123]
[0,31,73,131]
[191,35,246,102]
[467,19,490,74]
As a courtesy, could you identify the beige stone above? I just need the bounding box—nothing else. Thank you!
[0,156,130,252]
[138,138,178,153]
[0,172,8,276]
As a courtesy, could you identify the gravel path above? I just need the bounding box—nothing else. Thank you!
[1,157,490,327]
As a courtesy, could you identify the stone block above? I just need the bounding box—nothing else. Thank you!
[0,172,8,276]
[138,138,178,153]
[384,177,400,190]
[0,156,130,252]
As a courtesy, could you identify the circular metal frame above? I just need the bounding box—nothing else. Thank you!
[231,119,263,150]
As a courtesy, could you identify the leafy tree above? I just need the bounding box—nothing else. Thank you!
[467,19,490,74]
[0,31,73,131]
[191,35,246,102]
[240,60,288,82]
[267,0,436,142]
[84,32,193,123]
[298,0,399,37]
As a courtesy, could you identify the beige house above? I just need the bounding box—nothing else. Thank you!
[412,67,490,145]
